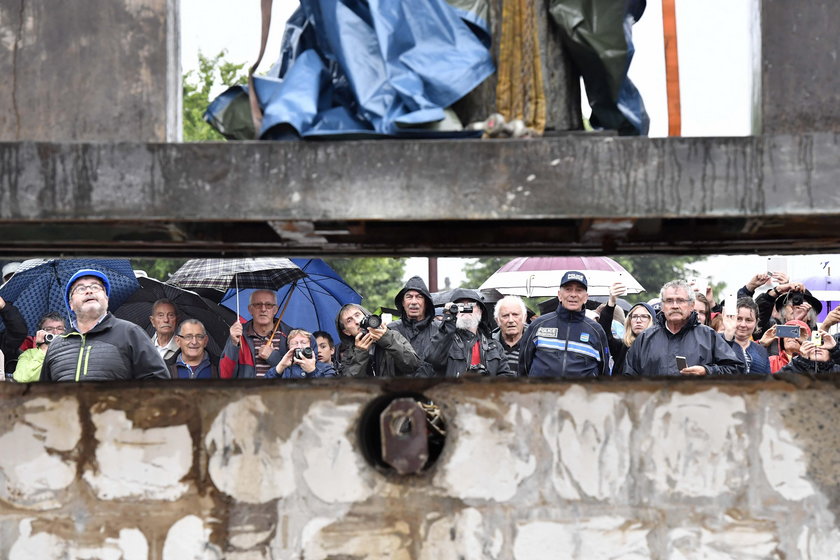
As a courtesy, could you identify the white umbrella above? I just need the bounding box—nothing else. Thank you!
[479,256,645,297]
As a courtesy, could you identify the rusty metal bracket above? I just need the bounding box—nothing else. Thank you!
[380,398,429,475]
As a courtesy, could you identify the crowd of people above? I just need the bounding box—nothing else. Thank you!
[1,264,839,383]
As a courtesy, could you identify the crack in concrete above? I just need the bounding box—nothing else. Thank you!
[12,0,25,138]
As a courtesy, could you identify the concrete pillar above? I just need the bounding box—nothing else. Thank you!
[0,0,180,142]
[761,0,840,133]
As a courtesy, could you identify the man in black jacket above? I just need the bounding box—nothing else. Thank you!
[41,269,170,382]
[624,280,743,376]
[388,276,438,376]
[425,288,513,378]
[337,303,421,377]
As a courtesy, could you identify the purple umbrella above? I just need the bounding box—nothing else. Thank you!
[802,275,840,322]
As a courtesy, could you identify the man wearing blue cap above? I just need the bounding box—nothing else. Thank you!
[40,269,170,382]
[519,270,610,378]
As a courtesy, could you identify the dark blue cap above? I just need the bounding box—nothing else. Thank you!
[560,271,588,289]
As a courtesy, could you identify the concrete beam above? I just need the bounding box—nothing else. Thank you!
[1,133,839,256]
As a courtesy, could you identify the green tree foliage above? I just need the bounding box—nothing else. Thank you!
[462,257,510,288]
[613,255,702,303]
[324,258,407,313]
[183,51,248,141]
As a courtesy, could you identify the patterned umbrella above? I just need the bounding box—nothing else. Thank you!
[0,258,139,335]
[220,258,362,343]
[166,258,305,291]
[113,277,236,357]
[166,258,306,318]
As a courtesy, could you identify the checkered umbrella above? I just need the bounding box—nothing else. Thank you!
[166,258,306,318]
[166,258,306,291]
[0,258,139,335]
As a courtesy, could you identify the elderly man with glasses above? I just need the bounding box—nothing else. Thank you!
[40,269,170,382]
[221,289,290,379]
[623,280,744,377]
[168,319,219,379]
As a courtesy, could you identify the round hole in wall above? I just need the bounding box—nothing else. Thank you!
[358,392,446,475]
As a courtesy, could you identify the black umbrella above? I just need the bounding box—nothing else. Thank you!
[113,277,236,357]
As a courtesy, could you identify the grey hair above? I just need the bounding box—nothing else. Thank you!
[493,295,527,323]
[660,280,695,302]
[176,318,206,336]
[248,289,278,306]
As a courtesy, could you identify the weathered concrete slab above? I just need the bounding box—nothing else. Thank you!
[0,134,839,255]
[0,0,179,142]
[2,376,840,558]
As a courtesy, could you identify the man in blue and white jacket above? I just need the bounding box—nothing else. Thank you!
[519,271,610,378]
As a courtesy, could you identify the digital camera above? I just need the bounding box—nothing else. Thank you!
[44,333,56,344]
[447,302,475,314]
[294,347,314,360]
[359,314,382,330]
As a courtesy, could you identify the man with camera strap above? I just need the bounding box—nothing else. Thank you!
[336,304,421,377]
[424,288,512,378]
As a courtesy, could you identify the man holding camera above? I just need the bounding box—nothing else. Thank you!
[336,303,421,377]
[519,271,610,378]
[268,329,336,379]
[425,288,512,378]
[12,312,67,382]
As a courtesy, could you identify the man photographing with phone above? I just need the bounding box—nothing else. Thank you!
[624,280,744,376]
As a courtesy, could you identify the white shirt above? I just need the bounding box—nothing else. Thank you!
[152,333,179,361]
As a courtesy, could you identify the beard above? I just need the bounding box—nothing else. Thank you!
[456,314,480,331]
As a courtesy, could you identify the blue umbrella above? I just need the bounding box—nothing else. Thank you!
[220,258,362,343]
[0,258,140,335]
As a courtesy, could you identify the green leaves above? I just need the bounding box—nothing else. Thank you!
[183,50,248,141]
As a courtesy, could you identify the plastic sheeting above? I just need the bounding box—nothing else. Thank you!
[206,0,494,140]
[549,0,649,136]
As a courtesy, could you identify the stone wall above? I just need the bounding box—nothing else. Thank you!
[2,377,839,559]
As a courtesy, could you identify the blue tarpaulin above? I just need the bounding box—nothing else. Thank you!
[206,0,494,140]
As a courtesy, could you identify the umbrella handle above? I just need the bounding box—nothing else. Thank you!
[267,283,296,344]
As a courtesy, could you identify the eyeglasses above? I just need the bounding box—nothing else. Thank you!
[250,302,277,309]
[177,334,207,342]
[43,326,66,333]
[663,298,689,305]
[629,314,651,321]
[71,283,105,296]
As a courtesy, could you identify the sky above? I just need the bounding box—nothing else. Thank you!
[180,1,837,296]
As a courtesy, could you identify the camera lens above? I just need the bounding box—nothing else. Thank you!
[44,333,55,343]
[294,347,314,360]
[361,314,382,330]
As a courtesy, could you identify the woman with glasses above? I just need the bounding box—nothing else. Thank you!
[598,282,656,375]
